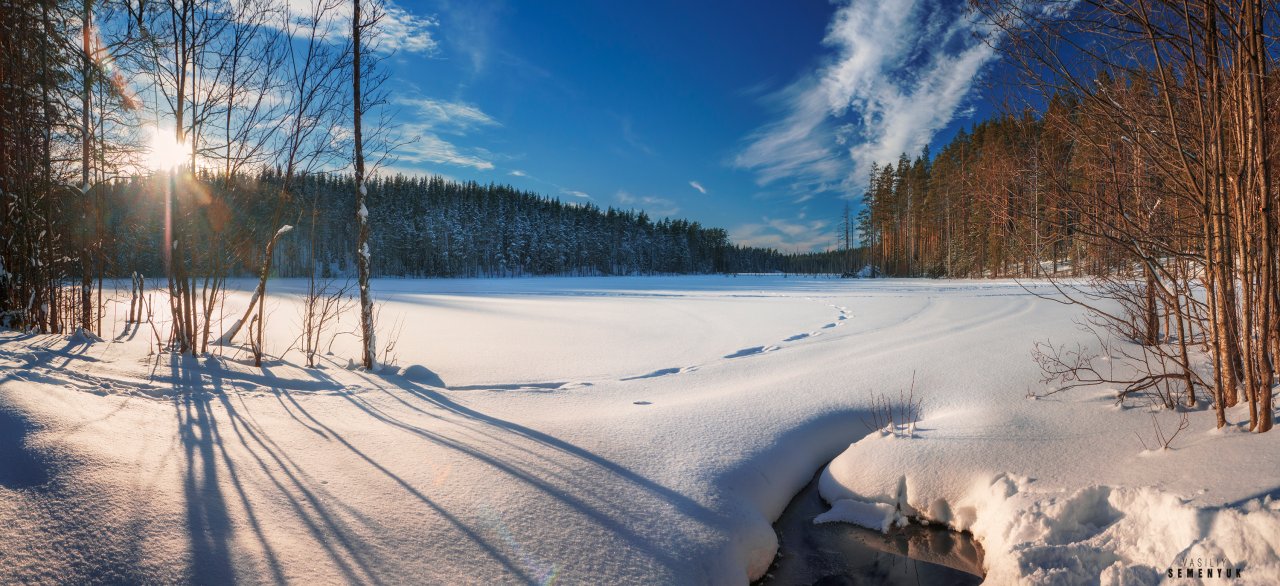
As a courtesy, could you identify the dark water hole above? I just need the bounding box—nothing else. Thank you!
[755,468,985,586]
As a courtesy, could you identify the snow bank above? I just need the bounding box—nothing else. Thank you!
[820,400,1280,584]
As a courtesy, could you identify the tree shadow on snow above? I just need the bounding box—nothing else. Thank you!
[167,353,383,585]
[0,335,102,373]
[329,366,739,579]
[161,353,564,584]
[154,350,861,584]
[0,403,49,489]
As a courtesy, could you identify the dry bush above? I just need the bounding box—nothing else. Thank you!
[1135,410,1191,452]
[862,372,924,438]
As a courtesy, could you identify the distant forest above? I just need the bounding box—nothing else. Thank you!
[843,106,1084,279]
[94,172,838,278]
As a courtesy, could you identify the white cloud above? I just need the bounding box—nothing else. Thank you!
[509,169,528,177]
[735,0,997,193]
[271,0,439,55]
[730,217,833,253]
[395,97,498,133]
[616,191,679,217]
[393,96,499,170]
[378,3,440,54]
[689,180,707,194]
[397,131,494,170]
[562,189,591,199]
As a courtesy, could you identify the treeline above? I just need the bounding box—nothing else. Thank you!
[839,0,1279,433]
[851,107,1083,279]
[967,0,1277,433]
[92,171,805,278]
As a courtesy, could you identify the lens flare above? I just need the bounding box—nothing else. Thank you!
[146,127,190,171]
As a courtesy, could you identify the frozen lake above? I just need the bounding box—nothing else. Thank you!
[2,276,1277,584]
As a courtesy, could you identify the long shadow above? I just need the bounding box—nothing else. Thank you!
[275,367,752,578]
[338,389,655,526]
[153,355,345,394]
[170,354,539,584]
[168,354,390,585]
[0,336,101,374]
[0,402,49,489]
[274,390,544,584]
[194,364,293,585]
[171,355,237,584]
[375,369,723,526]
[214,396,383,584]
[10,331,795,582]
[263,359,711,580]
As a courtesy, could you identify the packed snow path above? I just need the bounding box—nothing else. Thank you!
[1,277,1276,584]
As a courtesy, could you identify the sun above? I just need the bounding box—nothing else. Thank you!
[146,127,191,171]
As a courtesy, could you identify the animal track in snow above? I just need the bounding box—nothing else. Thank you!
[450,381,590,392]
[724,345,779,359]
[621,366,697,381]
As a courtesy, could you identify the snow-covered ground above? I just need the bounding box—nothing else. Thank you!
[1,276,1277,584]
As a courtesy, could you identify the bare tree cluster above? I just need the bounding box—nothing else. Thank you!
[1,0,391,370]
[976,0,1279,432]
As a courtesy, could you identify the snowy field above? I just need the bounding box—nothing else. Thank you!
[1,276,1278,584]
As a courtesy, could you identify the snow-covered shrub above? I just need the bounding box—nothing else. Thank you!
[862,373,924,438]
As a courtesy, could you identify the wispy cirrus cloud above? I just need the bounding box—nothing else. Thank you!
[730,217,833,253]
[735,0,997,194]
[395,96,498,133]
[616,191,679,217]
[562,189,591,199]
[396,133,494,170]
[620,116,655,156]
[689,180,707,194]
[394,95,499,170]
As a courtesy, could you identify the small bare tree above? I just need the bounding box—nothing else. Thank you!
[1135,410,1191,452]
[297,277,354,367]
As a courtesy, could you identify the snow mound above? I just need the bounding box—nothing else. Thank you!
[67,328,103,344]
[821,440,1280,585]
[399,364,446,387]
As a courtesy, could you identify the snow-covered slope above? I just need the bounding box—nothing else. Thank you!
[1,277,1276,584]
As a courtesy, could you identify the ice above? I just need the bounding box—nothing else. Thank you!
[814,499,900,532]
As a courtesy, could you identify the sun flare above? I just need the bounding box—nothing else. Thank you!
[146,127,190,171]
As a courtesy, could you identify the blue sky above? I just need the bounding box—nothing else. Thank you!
[379,0,1000,252]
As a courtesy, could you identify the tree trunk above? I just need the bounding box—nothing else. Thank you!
[354,0,377,370]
